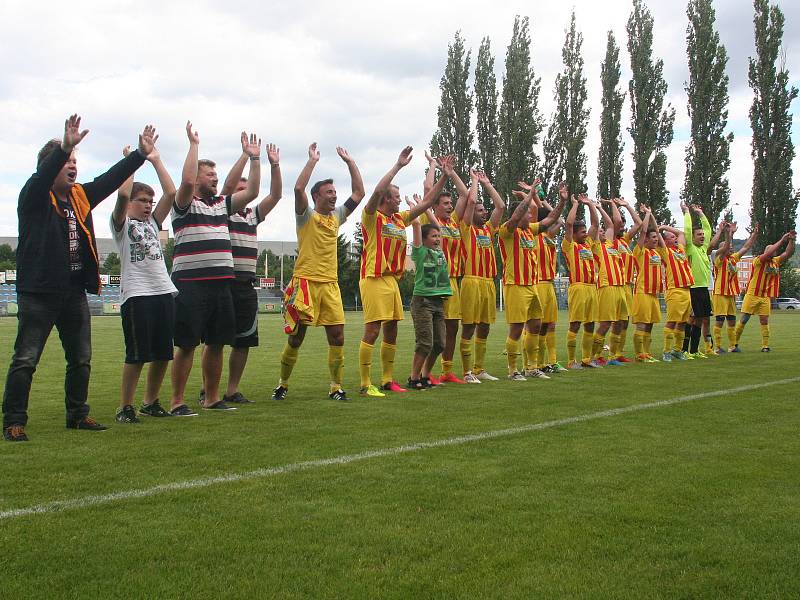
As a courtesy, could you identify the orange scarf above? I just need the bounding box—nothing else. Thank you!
[49,184,101,290]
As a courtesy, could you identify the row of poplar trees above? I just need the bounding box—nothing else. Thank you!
[429,0,798,255]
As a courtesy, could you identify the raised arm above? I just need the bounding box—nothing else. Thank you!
[681,200,693,243]
[650,210,666,247]
[707,220,727,255]
[407,157,450,221]
[256,144,282,219]
[506,188,534,231]
[220,132,250,196]
[337,146,365,215]
[738,223,758,256]
[479,172,505,229]
[461,170,479,226]
[538,182,568,229]
[82,124,151,208]
[581,195,600,241]
[175,121,200,210]
[148,141,177,227]
[230,133,261,213]
[694,205,712,246]
[364,146,413,215]
[616,197,642,234]
[778,231,796,262]
[111,146,134,231]
[659,224,686,247]
[597,200,616,240]
[423,150,437,197]
[564,194,579,242]
[294,142,320,216]
[636,207,652,247]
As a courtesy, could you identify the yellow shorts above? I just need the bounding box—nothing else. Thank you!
[442,277,462,320]
[624,284,633,319]
[536,281,558,323]
[360,275,404,323]
[665,287,692,323]
[597,285,628,322]
[306,280,345,326]
[712,294,736,317]
[567,283,598,324]
[460,277,496,325]
[504,284,543,324]
[631,293,661,324]
[741,294,771,316]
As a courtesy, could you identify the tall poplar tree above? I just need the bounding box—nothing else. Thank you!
[749,0,798,254]
[475,36,499,208]
[430,30,475,186]
[597,30,625,200]
[497,16,543,202]
[627,0,675,224]
[682,0,733,226]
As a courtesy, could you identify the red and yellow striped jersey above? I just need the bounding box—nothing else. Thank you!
[535,232,558,282]
[460,221,497,279]
[561,238,597,285]
[421,213,463,278]
[745,255,783,298]
[498,221,542,286]
[632,245,664,294]
[360,209,412,279]
[615,233,636,284]
[592,240,626,287]
[713,251,743,296]
[657,244,694,290]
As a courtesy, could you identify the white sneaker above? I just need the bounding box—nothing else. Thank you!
[508,371,527,381]
[527,369,551,380]
[463,372,482,384]
[475,370,499,381]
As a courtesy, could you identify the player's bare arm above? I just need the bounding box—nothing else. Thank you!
[565,194,579,243]
[294,142,320,216]
[479,171,505,228]
[337,145,365,215]
[175,121,200,210]
[256,144,282,218]
[364,146,412,215]
[147,132,177,227]
[220,132,251,196]
[112,145,134,231]
[230,132,261,213]
[581,195,600,241]
[408,156,449,221]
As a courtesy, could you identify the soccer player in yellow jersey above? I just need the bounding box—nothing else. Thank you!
[734,230,796,352]
[499,181,565,381]
[610,198,643,362]
[562,194,601,369]
[711,222,757,353]
[273,143,364,401]
[656,219,695,362]
[631,207,664,362]
[358,149,449,396]
[458,170,505,383]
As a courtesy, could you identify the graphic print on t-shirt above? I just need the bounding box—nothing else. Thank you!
[127,220,163,263]
[60,202,83,273]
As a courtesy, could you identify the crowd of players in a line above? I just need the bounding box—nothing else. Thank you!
[2,115,795,441]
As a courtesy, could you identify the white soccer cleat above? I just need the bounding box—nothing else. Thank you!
[508,371,527,381]
[527,369,551,380]
[463,372,482,384]
[475,370,499,381]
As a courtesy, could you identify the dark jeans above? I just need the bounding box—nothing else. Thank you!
[2,289,92,427]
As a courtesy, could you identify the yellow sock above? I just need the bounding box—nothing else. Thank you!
[546,330,557,364]
[618,327,628,354]
[359,341,374,388]
[633,331,645,356]
[582,330,594,363]
[609,333,621,358]
[460,338,473,374]
[537,338,547,369]
[760,324,770,348]
[521,331,529,371]
[380,342,396,386]
[441,358,454,376]
[279,344,299,386]
[526,332,540,369]
[328,345,344,392]
[713,324,722,350]
[663,327,675,353]
[673,327,685,353]
[474,337,487,372]
[505,337,520,374]
[727,323,737,348]
[592,333,605,359]
[567,330,577,363]
[644,331,653,355]
[735,322,745,344]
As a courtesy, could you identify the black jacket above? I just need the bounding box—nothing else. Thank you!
[15,146,145,294]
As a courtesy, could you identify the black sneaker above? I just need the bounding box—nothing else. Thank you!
[406,378,425,391]
[66,417,108,431]
[115,405,140,424]
[224,392,254,404]
[420,377,434,389]
[139,399,172,417]
[201,400,236,411]
[3,425,28,442]
[170,404,198,417]
[761,347,771,353]
[328,389,349,401]
[272,385,288,401]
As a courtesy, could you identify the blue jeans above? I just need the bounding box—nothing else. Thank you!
[2,289,92,427]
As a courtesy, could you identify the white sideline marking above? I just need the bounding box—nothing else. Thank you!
[2,377,798,521]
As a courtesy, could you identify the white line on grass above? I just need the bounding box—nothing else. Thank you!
[2,377,798,521]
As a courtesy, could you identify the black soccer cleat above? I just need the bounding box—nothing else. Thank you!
[328,389,349,402]
[66,417,108,431]
[272,385,288,401]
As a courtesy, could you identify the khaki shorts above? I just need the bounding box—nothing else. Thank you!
[442,277,462,320]
[631,293,661,325]
[665,287,692,323]
[536,281,558,323]
[567,283,598,324]
[360,275,404,323]
[741,294,771,317]
[504,284,543,324]
[460,276,496,325]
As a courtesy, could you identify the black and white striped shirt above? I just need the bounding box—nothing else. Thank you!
[170,195,234,281]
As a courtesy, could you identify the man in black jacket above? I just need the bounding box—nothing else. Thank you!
[2,114,155,441]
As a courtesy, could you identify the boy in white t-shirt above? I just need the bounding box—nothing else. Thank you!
[110,144,178,423]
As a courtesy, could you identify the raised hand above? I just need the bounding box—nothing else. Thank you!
[424,149,436,166]
[396,146,413,167]
[336,146,354,164]
[691,204,704,214]
[578,193,592,205]
[476,170,490,185]
[559,182,569,201]
[406,194,421,208]
[437,154,455,172]
[680,200,689,213]
[62,114,89,151]
[570,194,578,206]
[308,142,320,162]
[138,124,158,159]
[242,132,261,158]
[122,145,131,158]
[186,121,199,145]
[511,190,527,199]
[266,143,280,165]
[517,180,533,191]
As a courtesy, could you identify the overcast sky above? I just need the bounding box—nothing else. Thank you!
[1,0,798,242]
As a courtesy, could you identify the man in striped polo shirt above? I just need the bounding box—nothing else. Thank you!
[656,221,695,361]
[168,122,261,416]
[199,140,282,404]
[734,230,796,352]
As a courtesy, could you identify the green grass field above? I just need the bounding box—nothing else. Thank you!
[1,311,799,599]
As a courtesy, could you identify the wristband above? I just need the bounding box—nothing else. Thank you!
[344,197,358,212]
[250,156,260,161]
